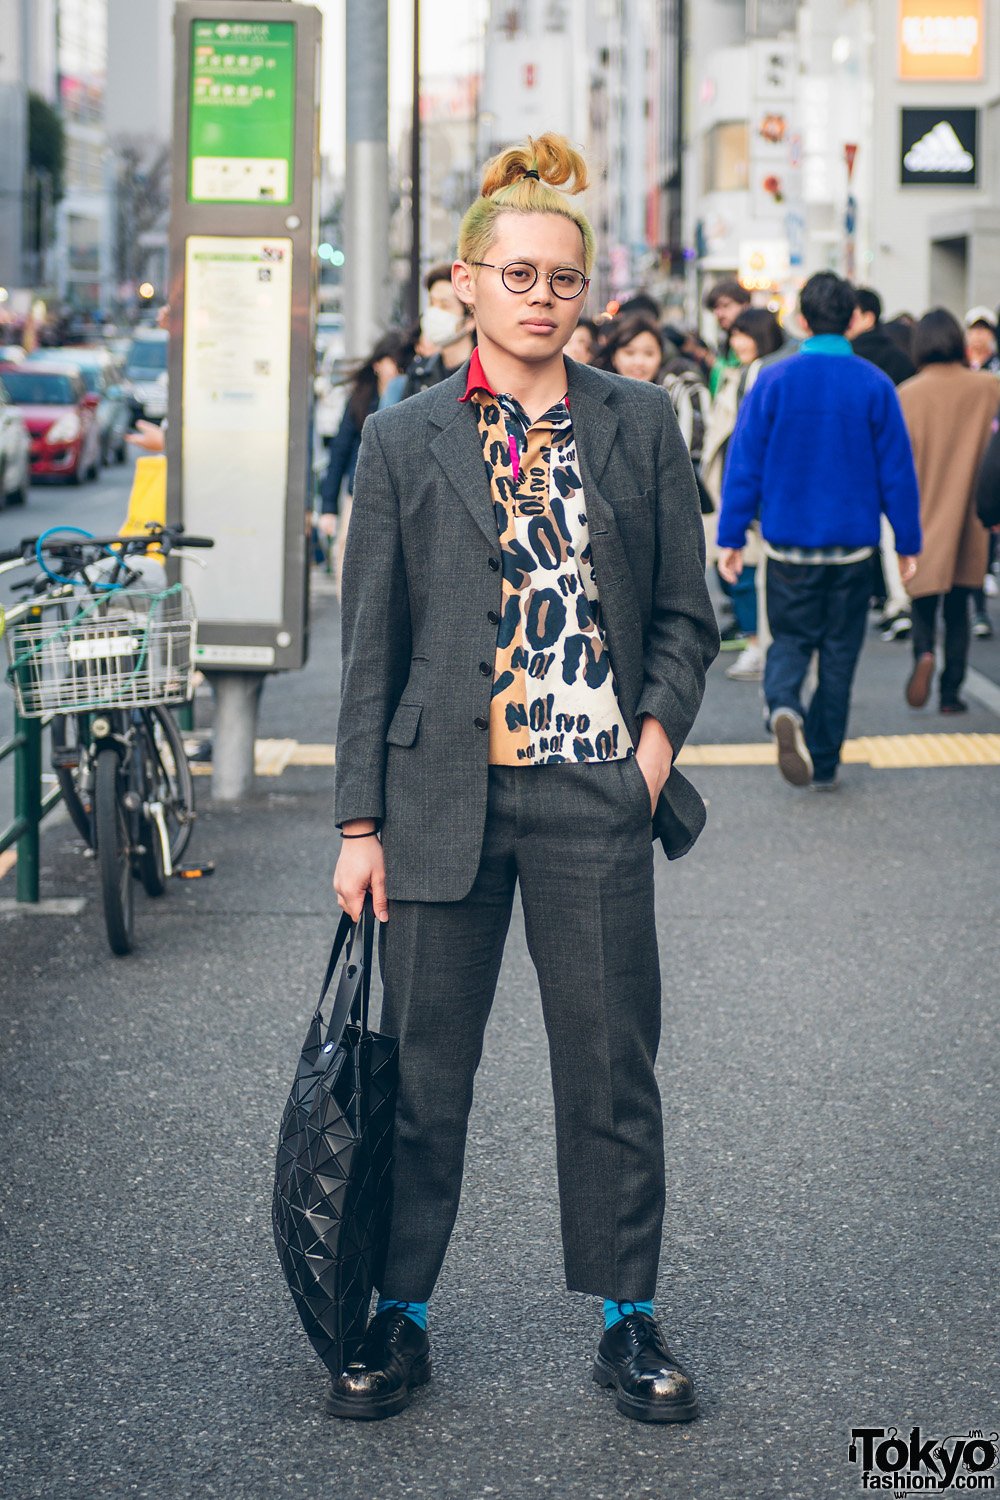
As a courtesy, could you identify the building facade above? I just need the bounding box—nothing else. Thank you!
[684,0,999,321]
[54,0,114,312]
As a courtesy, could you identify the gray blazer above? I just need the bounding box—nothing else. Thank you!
[335,358,720,903]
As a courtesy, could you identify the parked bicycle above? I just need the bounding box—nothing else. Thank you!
[1,523,214,955]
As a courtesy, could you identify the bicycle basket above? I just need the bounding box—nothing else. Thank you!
[4,585,197,717]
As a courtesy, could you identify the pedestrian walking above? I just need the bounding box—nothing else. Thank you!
[717,271,921,790]
[718,308,786,682]
[331,131,718,1424]
[564,315,599,364]
[848,287,917,642]
[964,306,1000,375]
[898,309,999,714]
[318,332,405,591]
[594,312,666,382]
[395,262,477,400]
[703,278,751,396]
[848,288,917,385]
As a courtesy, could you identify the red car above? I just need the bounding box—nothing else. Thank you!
[0,363,102,484]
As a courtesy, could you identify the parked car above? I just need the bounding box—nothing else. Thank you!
[28,347,131,465]
[123,331,169,423]
[0,374,31,508]
[0,364,102,484]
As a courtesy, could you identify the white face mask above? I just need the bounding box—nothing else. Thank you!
[421,304,463,348]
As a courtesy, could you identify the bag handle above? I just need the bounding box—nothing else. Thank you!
[317,893,376,1051]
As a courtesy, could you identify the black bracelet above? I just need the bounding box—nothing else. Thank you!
[341,830,379,839]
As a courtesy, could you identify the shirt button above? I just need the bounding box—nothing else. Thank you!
[479,661,491,675]
[474,716,488,730]
[488,557,499,571]
[487,611,499,625]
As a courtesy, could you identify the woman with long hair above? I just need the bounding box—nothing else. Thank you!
[328,132,718,1424]
[318,331,405,588]
[899,308,999,712]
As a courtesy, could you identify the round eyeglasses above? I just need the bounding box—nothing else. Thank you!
[470,261,589,300]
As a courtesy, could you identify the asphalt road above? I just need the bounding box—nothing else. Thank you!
[1,556,998,1499]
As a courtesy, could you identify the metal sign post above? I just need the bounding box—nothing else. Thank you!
[167,1,322,799]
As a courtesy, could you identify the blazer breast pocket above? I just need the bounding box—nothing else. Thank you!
[386,701,423,747]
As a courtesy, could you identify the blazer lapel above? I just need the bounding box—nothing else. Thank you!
[565,361,625,553]
[428,374,498,549]
[565,361,619,527]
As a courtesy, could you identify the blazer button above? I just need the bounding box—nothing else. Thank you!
[479,661,491,675]
[487,610,499,625]
[488,557,499,571]
[474,716,488,730]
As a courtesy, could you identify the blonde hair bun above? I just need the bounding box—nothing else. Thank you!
[458,132,596,276]
[480,133,589,198]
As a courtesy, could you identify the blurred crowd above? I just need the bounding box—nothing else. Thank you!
[317,264,1000,774]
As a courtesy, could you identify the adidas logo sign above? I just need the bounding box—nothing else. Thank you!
[904,121,974,174]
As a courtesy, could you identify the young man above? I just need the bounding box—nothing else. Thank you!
[716,272,921,790]
[848,287,916,386]
[703,278,751,397]
[331,134,718,1424]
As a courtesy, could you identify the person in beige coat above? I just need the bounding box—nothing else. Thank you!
[898,309,999,713]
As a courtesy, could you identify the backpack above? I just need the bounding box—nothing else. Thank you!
[663,370,710,467]
[663,370,713,512]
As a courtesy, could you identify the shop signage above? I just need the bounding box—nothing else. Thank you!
[738,239,790,291]
[900,107,978,184]
[898,0,983,81]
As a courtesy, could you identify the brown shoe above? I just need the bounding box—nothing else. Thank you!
[906,653,935,709]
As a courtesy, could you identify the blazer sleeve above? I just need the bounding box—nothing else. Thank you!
[635,396,721,754]
[320,404,361,514]
[334,417,412,828]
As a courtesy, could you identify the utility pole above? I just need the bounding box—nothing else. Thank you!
[344,0,389,357]
[407,0,421,324]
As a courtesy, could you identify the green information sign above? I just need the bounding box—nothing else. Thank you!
[188,19,296,205]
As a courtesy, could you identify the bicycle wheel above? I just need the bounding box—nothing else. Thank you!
[95,744,134,955]
[50,714,92,844]
[144,705,196,864]
[133,719,166,899]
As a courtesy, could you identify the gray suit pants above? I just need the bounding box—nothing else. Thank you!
[376,758,665,1302]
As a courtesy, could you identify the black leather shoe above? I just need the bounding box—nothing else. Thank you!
[593,1313,699,1423]
[326,1310,431,1420]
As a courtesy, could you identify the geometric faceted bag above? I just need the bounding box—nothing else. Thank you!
[272,895,398,1376]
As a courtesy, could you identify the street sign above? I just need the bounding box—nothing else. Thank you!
[188,18,297,204]
[167,2,322,677]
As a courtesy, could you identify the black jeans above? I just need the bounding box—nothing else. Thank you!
[764,557,872,781]
[911,588,971,705]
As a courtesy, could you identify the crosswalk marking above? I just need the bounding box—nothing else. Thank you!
[205,733,1000,777]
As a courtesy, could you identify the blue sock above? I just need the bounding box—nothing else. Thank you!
[376,1296,428,1331]
[603,1299,654,1330]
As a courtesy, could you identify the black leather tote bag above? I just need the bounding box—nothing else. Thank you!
[272,895,397,1374]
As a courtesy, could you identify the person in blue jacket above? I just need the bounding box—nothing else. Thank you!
[717,272,922,790]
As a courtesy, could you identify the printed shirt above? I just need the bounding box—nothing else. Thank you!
[460,349,635,766]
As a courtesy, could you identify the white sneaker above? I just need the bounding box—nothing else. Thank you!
[771,707,813,787]
[984,574,998,597]
[725,643,765,680]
